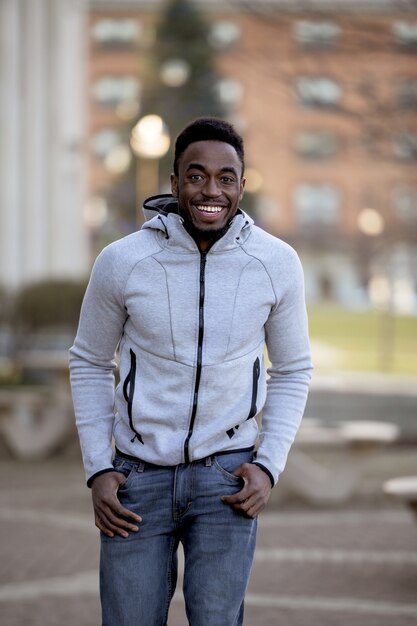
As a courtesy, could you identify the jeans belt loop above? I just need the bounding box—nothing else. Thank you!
[204,456,212,467]
[137,460,145,473]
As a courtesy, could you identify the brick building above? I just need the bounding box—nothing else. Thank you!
[87,0,417,310]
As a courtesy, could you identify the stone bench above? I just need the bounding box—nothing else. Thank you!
[383,476,417,520]
[0,350,73,459]
[278,418,400,505]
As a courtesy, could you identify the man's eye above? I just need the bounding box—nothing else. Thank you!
[221,177,234,184]
[189,174,203,181]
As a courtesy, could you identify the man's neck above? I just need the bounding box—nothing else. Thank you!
[183,221,231,253]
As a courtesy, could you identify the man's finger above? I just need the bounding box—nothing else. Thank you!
[95,515,115,538]
[221,495,245,505]
[244,503,261,518]
[91,472,142,527]
[95,511,136,538]
[95,501,141,531]
[99,518,129,538]
[105,497,142,523]
[103,504,140,531]
[231,494,265,518]
[221,487,251,505]
[221,463,271,519]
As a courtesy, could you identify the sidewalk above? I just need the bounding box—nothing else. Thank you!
[310,371,417,397]
[1,455,417,626]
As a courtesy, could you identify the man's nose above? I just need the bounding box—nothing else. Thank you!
[202,177,222,198]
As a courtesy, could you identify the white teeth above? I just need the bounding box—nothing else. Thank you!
[195,205,223,213]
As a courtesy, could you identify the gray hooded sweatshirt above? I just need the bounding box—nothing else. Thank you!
[69,195,313,486]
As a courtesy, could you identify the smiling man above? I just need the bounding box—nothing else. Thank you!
[69,118,312,626]
[171,133,245,249]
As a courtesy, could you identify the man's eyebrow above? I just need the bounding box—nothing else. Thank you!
[185,163,239,176]
[219,166,239,176]
[185,162,205,172]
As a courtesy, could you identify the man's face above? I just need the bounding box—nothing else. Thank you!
[171,140,245,245]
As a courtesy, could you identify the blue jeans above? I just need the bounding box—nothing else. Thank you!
[100,449,257,626]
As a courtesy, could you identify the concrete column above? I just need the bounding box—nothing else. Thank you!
[0,0,22,288]
[20,0,49,284]
[48,0,89,279]
[0,0,89,290]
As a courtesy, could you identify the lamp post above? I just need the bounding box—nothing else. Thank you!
[357,207,395,371]
[130,115,170,227]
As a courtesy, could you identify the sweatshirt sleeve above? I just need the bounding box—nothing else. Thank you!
[254,246,313,486]
[69,245,128,485]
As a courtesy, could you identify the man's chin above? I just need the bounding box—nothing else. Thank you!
[184,220,230,243]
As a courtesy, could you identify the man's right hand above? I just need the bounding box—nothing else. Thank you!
[91,472,142,538]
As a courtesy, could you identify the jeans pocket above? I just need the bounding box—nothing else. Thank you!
[213,452,252,483]
[112,457,137,488]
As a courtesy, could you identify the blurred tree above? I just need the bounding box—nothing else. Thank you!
[13,280,87,333]
[140,0,226,175]
[0,286,12,325]
[102,0,228,246]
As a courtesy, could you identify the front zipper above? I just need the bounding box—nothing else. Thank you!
[226,356,261,439]
[122,349,144,444]
[247,356,260,419]
[183,251,207,463]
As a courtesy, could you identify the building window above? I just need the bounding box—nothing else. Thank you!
[397,79,417,108]
[293,21,341,49]
[216,78,244,105]
[92,76,140,107]
[92,129,122,160]
[209,21,241,50]
[160,59,191,88]
[295,77,342,108]
[293,130,339,159]
[393,132,417,161]
[91,19,141,48]
[393,22,417,49]
[392,186,417,222]
[293,183,341,224]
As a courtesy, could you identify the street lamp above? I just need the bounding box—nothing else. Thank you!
[357,207,395,371]
[130,115,170,226]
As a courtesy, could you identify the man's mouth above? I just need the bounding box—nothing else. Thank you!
[194,205,225,214]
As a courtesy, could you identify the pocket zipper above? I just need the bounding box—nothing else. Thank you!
[123,349,144,444]
[226,356,261,439]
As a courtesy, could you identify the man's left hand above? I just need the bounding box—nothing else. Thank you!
[221,463,271,518]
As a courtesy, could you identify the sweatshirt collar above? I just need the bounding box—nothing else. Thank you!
[141,194,253,253]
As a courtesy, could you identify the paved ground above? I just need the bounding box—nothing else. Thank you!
[1,451,417,626]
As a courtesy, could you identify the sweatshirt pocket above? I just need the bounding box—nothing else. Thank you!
[247,356,260,420]
[226,357,260,439]
[122,349,144,444]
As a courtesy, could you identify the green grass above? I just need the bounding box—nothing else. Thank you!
[307,305,417,376]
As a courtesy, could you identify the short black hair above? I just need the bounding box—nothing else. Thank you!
[173,117,245,176]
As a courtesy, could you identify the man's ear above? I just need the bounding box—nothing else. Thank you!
[239,177,246,202]
[170,173,178,197]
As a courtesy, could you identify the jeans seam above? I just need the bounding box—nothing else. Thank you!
[190,463,196,507]
[173,465,179,521]
[163,536,177,624]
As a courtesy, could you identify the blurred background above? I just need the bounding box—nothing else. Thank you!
[0,1,417,623]
[0,0,416,454]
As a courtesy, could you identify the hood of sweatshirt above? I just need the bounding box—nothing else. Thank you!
[141,194,254,253]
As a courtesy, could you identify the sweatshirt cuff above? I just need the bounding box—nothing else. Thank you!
[86,467,116,488]
[252,462,275,488]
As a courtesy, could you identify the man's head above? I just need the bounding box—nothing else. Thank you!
[173,117,245,177]
[171,118,246,250]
